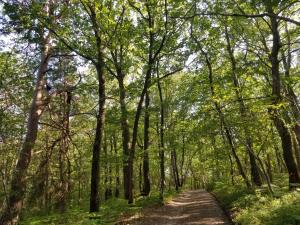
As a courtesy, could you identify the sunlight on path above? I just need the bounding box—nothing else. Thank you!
[118,190,231,225]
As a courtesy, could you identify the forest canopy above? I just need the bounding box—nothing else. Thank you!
[0,0,300,225]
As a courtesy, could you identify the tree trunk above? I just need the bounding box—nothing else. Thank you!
[266,5,300,189]
[224,24,262,186]
[281,23,300,155]
[108,137,113,199]
[141,91,151,196]
[56,90,72,212]
[180,135,185,187]
[292,134,300,169]
[222,124,251,188]
[171,150,180,191]
[266,153,273,183]
[104,135,112,200]
[200,44,251,188]
[191,30,251,188]
[90,61,106,212]
[88,3,107,212]
[28,135,58,209]
[113,135,120,198]
[139,163,142,194]
[116,76,131,200]
[127,61,153,203]
[294,125,300,161]
[0,36,51,225]
[273,117,300,187]
[157,66,165,201]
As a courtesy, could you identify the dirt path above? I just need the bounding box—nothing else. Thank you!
[118,190,231,225]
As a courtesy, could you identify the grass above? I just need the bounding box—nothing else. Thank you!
[20,190,179,225]
[235,191,300,225]
[210,176,300,225]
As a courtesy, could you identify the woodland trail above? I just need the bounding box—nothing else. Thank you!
[118,190,231,225]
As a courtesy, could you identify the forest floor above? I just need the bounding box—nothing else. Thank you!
[117,190,231,225]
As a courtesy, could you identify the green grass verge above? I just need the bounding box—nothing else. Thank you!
[211,180,300,225]
[20,190,179,225]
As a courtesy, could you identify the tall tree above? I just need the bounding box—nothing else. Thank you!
[0,1,55,224]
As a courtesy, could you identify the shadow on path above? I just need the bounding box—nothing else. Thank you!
[117,190,231,225]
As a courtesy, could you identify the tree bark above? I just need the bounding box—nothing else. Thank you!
[293,133,300,169]
[113,135,120,198]
[141,91,151,196]
[157,62,165,200]
[224,24,262,186]
[127,71,151,203]
[171,149,180,191]
[180,135,185,187]
[266,4,300,189]
[116,76,131,200]
[190,27,251,188]
[197,41,251,188]
[104,135,112,200]
[126,1,167,202]
[0,35,51,225]
[89,4,106,212]
[90,61,106,212]
[56,89,72,212]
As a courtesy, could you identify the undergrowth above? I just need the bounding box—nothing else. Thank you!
[20,190,179,225]
[211,177,300,225]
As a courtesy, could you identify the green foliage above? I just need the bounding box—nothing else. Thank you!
[212,182,253,209]
[212,182,300,225]
[20,190,178,225]
[1,0,300,224]
[236,191,300,225]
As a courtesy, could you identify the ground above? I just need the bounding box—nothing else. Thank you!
[117,190,231,225]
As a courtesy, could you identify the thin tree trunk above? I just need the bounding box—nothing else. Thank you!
[171,149,180,190]
[0,35,51,225]
[139,163,142,194]
[266,153,273,183]
[127,60,153,203]
[104,134,112,200]
[116,76,131,200]
[108,137,113,199]
[56,90,72,212]
[29,135,58,208]
[141,91,151,196]
[90,61,106,212]
[292,135,300,169]
[157,62,165,201]
[89,3,106,211]
[190,28,251,188]
[180,135,185,187]
[104,134,108,200]
[196,40,251,188]
[126,1,167,202]
[113,135,120,198]
[221,130,235,185]
[224,25,262,186]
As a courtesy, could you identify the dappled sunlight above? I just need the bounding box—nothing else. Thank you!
[119,190,231,225]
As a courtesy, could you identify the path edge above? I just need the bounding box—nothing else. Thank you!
[209,191,235,225]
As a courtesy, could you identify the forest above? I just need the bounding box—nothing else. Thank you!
[0,0,300,225]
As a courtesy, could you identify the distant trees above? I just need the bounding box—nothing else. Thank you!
[0,0,300,224]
